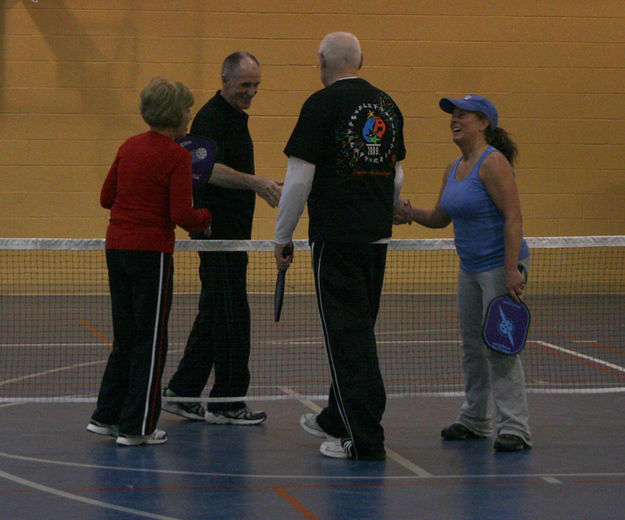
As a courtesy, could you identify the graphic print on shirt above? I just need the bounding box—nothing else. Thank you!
[336,94,400,173]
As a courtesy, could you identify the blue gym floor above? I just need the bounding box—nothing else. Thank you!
[1,393,624,520]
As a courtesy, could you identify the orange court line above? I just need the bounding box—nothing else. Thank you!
[272,485,320,520]
[78,318,112,350]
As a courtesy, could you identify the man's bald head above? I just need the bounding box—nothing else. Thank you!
[318,32,363,86]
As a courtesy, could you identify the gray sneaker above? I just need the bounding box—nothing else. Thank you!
[300,413,329,439]
[205,407,267,425]
[86,420,119,437]
[162,388,206,421]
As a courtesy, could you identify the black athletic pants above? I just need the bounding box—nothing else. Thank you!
[92,249,172,436]
[312,241,387,460]
[167,251,250,412]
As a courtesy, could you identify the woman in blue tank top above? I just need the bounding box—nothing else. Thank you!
[395,94,531,452]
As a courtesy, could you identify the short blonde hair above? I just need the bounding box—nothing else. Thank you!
[140,77,194,128]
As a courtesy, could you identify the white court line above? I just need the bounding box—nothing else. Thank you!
[278,386,433,477]
[0,343,105,347]
[265,339,455,346]
[0,360,105,387]
[0,401,27,409]
[0,345,184,391]
[534,340,625,374]
[0,469,182,520]
[0,339,453,348]
[0,343,187,348]
[2,450,625,483]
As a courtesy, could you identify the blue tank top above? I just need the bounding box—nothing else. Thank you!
[440,146,529,273]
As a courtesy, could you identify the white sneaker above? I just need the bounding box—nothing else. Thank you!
[116,429,168,446]
[320,438,354,459]
[300,413,329,439]
[86,420,119,437]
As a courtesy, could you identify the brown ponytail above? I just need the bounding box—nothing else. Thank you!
[484,126,518,167]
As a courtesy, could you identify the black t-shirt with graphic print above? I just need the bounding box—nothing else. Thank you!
[284,78,406,243]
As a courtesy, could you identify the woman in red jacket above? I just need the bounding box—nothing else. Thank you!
[87,77,211,446]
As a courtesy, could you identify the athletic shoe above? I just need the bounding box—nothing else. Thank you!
[441,423,486,440]
[494,434,531,452]
[319,437,386,460]
[116,429,168,446]
[86,420,119,437]
[204,407,267,425]
[300,413,329,439]
[320,438,355,459]
[161,388,206,421]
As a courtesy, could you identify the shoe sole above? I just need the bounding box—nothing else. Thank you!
[205,413,266,425]
[494,438,531,452]
[299,414,328,439]
[116,434,168,446]
[319,442,350,459]
[162,403,205,421]
[441,433,487,440]
[441,424,487,441]
[86,423,118,437]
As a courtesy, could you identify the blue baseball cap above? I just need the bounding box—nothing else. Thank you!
[439,94,498,129]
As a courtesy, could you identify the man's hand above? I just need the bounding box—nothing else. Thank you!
[393,198,414,225]
[274,242,294,271]
[207,164,282,208]
[254,177,282,208]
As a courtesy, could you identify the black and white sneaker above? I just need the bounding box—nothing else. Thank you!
[319,437,386,460]
[204,407,267,425]
[319,437,355,459]
[162,388,206,421]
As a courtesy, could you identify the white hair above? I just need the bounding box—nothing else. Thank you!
[318,32,362,70]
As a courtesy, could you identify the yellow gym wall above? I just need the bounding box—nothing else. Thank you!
[1,1,624,240]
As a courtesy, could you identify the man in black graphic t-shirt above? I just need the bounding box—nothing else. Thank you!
[274,32,406,460]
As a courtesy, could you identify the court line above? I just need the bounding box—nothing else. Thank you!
[0,360,105,387]
[0,402,26,409]
[272,486,320,520]
[2,450,625,483]
[78,318,111,348]
[535,327,625,356]
[533,340,625,375]
[0,343,106,347]
[0,469,182,520]
[279,386,433,477]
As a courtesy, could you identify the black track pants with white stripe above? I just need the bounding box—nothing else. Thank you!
[92,249,172,436]
[312,241,387,459]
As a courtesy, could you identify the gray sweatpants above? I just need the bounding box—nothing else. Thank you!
[455,257,532,445]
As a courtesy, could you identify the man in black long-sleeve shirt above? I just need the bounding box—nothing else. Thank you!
[164,52,281,425]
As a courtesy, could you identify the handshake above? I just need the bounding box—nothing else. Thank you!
[393,198,414,225]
